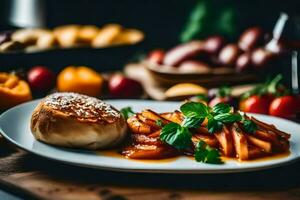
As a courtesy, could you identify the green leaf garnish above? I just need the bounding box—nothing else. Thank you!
[214,113,242,124]
[182,116,204,129]
[242,119,257,133]
[180,102,209,118]
[120,107,135,119]
[194,140,223,164]
[207,115,223,133]
[212,103,231,114]
[160,123,192,150]
[156,119,163,127]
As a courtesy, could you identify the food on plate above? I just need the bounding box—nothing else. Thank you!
[165,83,207,99]
[238,27,264,51]
[30,92,127,149]
[0,73,32,109]
[57,66,104,97]
[163,41,205,66]
[27,66,55,92]
[240,95,272,115]
[108,74,143,98]
[122,102,290,163]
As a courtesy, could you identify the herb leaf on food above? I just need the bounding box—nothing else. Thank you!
[194,140,223,164]
[242,118,257,133]
[160,123,192,150]
[120,107,135,119]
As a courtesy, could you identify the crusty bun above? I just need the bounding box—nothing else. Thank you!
[30,92,127,149]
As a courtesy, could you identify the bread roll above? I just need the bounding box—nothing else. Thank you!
[31,92,127,149]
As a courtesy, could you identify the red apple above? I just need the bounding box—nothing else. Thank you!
[109,74,143,98]
[147,49,165,64]
[27,66,55,92]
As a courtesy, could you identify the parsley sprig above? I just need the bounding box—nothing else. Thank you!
[120,107,135,119]
[194,141,223,164]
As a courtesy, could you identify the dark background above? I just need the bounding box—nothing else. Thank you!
[1,0,300,49]
[0,0,299,74]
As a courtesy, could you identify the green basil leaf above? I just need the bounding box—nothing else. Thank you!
[120,107,135,119]
[156,119,163,127]
[194,94,209,102]
[182,116,204,128]
[194,140,223,164]
[207,115,223,133]
[212,103,231,114]
[214,113,242,123]
[160,123,192,150]
[243,119,257,133]
[180,102,209,118]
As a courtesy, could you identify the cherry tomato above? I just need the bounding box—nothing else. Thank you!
[147,49,165,64]
[269,96,300,118]
[239,95,272,114]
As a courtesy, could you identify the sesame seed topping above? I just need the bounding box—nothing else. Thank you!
[44,92,120,123]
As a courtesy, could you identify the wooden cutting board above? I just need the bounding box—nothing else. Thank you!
[124,63,256,100]
[1,136,300,200]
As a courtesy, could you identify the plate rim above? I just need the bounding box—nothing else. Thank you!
[1,99,300,174]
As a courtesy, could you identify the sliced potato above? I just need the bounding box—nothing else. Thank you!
[231,123,249,160]
[127,115,153,135]
[246,135,272,153]
[192,133,218,148]
[137,113,161,130]
[248,145,265,159]
[215,126,234,157]
[121,144,178,159]
[141,109,170,125]
[160,110,183,124]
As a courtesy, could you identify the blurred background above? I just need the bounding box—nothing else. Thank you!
[0,0,300,103]
[0,0,299,49]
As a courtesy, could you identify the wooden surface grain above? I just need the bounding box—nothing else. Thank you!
[0,137,300,200]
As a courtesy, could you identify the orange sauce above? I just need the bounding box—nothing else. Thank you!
[221,151,290,162]
[97,149,179,163]
[97,150,290,163]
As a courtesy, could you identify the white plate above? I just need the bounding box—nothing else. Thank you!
[0,99,300,174]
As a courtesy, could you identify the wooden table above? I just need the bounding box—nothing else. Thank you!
[0,136,300,200]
